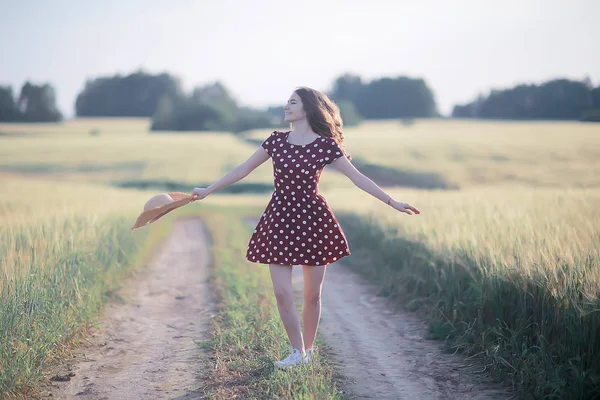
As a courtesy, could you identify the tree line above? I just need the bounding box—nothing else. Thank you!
[73,71,439,132]
[0,83,62,122]
[1,71,599,126]
[453,77,600,121]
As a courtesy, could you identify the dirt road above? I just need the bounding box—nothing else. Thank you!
[47,216,509,400]
[47,218,215,400]
[244,217,510,399]
[293,263,510,399]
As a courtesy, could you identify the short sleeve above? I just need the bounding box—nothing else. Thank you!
[324,139,345,165]
[261,131,278,157]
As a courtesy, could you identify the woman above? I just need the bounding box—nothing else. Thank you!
[192,87,420,369]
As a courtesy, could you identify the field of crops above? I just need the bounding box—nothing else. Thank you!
[1,118,599,398]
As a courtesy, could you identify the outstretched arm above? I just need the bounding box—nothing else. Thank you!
[192,146,270,199]
[329,157,421,215]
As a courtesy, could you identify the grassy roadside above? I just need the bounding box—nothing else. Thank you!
[197,207,343,399]
[0,213,172,398]
[0,175,343,399]
[335,210,600,400]
[0,178,174,399]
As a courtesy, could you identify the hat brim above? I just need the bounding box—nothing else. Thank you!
[131,192,197,230]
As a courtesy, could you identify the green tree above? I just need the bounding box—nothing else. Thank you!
[331,73,363,103]
[265,106,285,126]
[75,70,182,117]
[0,86,20,122]
[16,82,62,122]
[590,86,600,108]
[331,74,437,119]
[337,100,363,126]
[189,82,238,129]
[355,77,437,118]
[453,78,597,121]
[233,107,275,133]
[150,81,275,132]
[150,95,178,131]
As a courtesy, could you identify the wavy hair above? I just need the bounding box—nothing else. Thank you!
[292,86,352,161]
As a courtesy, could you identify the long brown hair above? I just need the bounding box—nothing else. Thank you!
[292,87,352,161]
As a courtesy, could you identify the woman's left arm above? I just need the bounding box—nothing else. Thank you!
[329,157,421,215]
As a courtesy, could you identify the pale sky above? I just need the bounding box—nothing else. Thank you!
[1,0,598,117]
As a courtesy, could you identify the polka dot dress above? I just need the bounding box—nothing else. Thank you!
[246,130,351,266]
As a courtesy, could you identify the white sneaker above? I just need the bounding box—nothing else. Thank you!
[285,345,316,363]
[304,347,315,364]
[274,349,306,369]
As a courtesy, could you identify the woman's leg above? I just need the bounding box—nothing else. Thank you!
[269,264,304,352]
[302,264,327,350]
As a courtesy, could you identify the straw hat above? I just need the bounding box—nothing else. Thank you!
[131,191,198,230]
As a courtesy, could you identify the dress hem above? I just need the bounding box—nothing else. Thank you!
[245,252,350,267]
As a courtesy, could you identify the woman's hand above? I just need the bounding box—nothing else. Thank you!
[389,199,421,215]
[191,187,210,201]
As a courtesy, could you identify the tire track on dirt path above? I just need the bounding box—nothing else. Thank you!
[298,263,511,399]
[245,217,511,399]
[46,218,215,400]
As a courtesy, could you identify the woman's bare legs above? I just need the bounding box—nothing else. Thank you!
[302,264,327,350]
[269,264,304,352]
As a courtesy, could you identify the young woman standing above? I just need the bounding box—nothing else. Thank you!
[193,87,420,368]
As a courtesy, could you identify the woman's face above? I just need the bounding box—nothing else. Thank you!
[284,91,306,123]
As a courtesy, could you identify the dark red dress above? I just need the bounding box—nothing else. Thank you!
[246,130,351,266]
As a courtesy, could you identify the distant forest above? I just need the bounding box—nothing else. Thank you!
[1,71,599,126]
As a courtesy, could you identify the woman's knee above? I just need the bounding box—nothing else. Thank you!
[273,287,293,305]
[304,289,322,305]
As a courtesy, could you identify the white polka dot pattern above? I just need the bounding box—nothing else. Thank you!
[248,130,350,266]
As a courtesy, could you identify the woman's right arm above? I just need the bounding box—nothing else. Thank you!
[193,146,270,199]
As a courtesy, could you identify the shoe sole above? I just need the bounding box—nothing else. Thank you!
[274,359,311,369]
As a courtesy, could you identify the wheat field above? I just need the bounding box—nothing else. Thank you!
[1,118,599,397]
[246,119,600,189]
